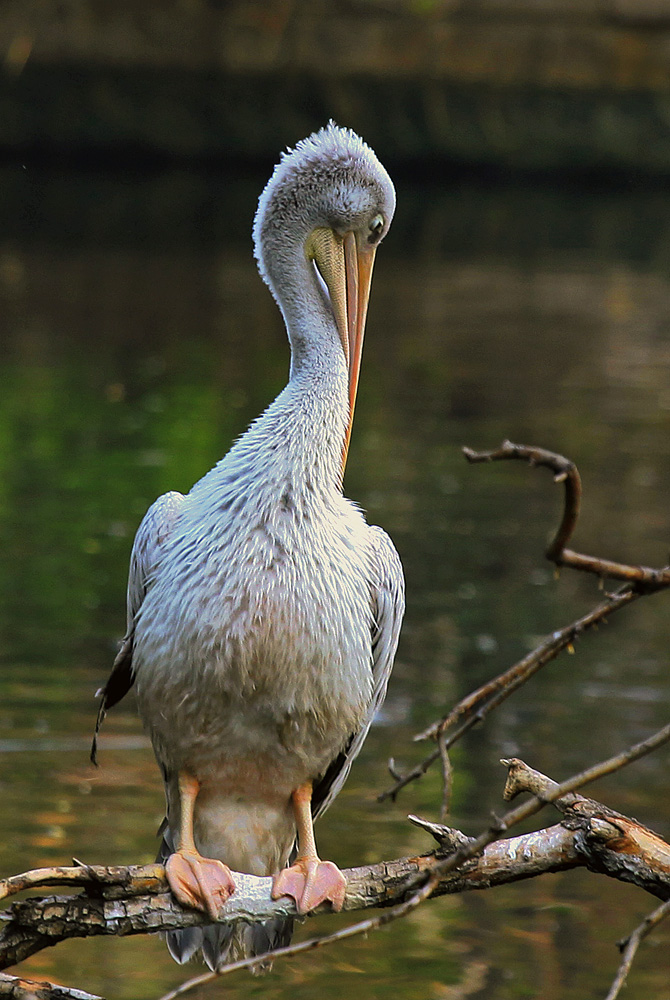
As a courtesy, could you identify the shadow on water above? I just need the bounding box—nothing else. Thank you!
[1,161,669,998]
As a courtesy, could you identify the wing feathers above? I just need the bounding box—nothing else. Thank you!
[312,525,404,819]
[90,490,185,763]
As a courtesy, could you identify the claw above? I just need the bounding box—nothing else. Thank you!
[272,856,346,914]
[166,848,236,920]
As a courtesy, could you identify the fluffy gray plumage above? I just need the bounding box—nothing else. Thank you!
[94,122,404,970]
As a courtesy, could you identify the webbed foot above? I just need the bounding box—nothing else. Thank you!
[272,856,346,914]
[166,848,236,920]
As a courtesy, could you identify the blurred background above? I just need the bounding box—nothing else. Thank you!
[1,2,670,998]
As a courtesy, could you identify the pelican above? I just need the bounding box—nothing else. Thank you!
[93,123,404,968]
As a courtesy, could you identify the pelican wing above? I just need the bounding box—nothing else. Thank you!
[313,525,405,819]
[91,490,185,763]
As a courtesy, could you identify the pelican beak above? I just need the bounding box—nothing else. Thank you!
[307,228,377,474]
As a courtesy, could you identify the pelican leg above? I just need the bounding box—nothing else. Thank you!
[271,781,347,914]
[165,771,236,920]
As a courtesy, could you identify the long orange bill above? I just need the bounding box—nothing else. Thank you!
[341,232,377,474]
[307,227,378,477]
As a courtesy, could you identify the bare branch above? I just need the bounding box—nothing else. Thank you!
[407,815,475,850]
[154,733,670,991]
[3,729,668,994]
[502,757,563,802]
[0,973,103,999]
[437,730,453,821]
[385,583,641,796]
[379,746,441,800]
[463,440,670,588]
[604,899,670,1000]
[419,725,670,906]
[381,441,670,799]
[464,440,582,556]
[0,824,580,974]
[0,864,166,903]
[502,756,670,900]
[539,723,670,803]
[156,970,213,1000]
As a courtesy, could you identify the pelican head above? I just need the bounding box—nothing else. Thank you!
[253,122,395,470]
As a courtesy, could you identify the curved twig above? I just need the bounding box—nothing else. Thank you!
[463,440,670,587]
[463,440,582,558]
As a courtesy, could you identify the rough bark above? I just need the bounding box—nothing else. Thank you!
[2,801,669,971]
[0,973,102,999]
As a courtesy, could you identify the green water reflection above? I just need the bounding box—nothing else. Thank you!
[1,163,669,998]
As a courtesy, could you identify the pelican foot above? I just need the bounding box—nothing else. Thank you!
[166,848,236,920]
[271,857,346,914]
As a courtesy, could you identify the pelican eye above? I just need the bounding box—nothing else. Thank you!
[367,213,384,244]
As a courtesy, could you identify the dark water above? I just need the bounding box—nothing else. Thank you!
[1,162,670,999]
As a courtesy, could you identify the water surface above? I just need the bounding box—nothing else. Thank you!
[1,164,669,998]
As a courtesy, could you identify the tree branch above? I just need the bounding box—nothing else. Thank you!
[3,739,669,980]
[463,440,670,588]
[605,899,670,1000]
[384,583,643,798]
[381,441,670,799]
[0,829,578,971]
[502,756,670,900]
[0,973,103,999]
